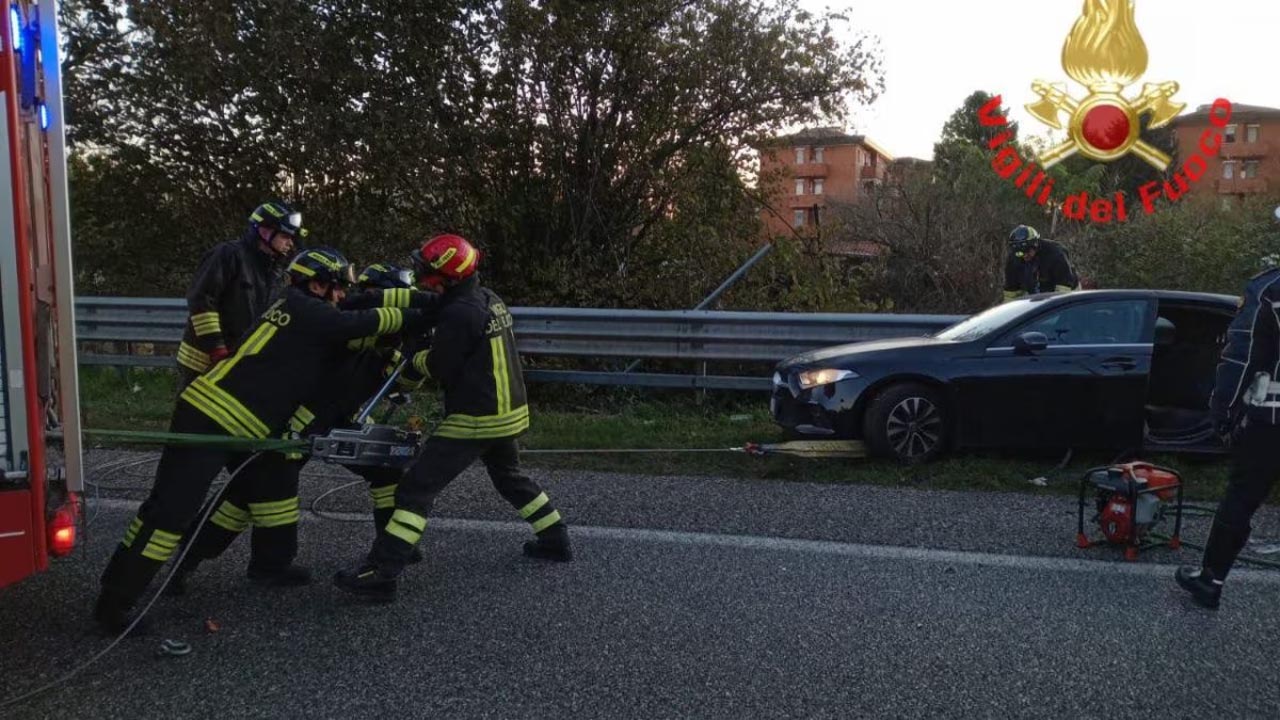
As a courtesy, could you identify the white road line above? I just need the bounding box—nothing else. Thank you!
[87,498,1280,585]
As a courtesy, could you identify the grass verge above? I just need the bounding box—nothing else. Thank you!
[78,366,1242,501]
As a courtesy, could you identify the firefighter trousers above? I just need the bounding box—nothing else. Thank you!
[97,402,251,611]
[371,436,566,573]
[180,452,304,574]
[1203,421,1280,581]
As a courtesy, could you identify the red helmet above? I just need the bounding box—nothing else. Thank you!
[412,234,480,292]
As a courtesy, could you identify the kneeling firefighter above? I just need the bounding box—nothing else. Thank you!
[1003,225,1080,301]
[94,248,433,633]
[166,263,441,595]
[335,234,573,602]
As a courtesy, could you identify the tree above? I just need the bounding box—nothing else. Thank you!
[62,0,885,306]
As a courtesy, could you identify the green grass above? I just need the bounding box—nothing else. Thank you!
[78,366,1243,501]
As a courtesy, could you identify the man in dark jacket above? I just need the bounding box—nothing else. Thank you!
[334,234,573,602]
[176,201,305,385]
[1003,225,1081,301]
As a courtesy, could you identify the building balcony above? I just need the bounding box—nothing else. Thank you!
[1217,177,1270,194]
[794,162,829,178]
[860,165,880,179]
[1220,141,1272,159]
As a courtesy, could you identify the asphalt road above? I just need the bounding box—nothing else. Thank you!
[3,450,1280,719]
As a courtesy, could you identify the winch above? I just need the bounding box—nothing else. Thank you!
[1076,462,1184,560]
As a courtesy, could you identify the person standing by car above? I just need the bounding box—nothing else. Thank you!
[1176,217,1280,610]
[1003,225,1080,301]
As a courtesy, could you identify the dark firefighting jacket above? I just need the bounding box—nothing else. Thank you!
[1003,239,1080,300]
[1210,268,1280,426]
[408,275,528,440]
[178,233,283,374]
[179,286,427,439]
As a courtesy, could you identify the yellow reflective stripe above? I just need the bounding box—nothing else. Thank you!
[386,509,428,545]
[413,349,431,377]
[207,322,277,382]
[455,247,477,275]
[181,384,258,439]
[531,510,562,534]
[191,312,223,336]
[288,262,316,277]
[288,405,315,433]
[491,337,511,415]
[518,492,549,519]
[348,336,377,351]
[177,342,211,372]
[382,289,411,308]
[122,517,143,548]
[374,308,403,335]
[249,498,300,527]
[373,495,396,510]
[433,416,530,440]
[141,529,182,562]
[188,378,270,438]
[369,485,398,499]
[211,502,250,532]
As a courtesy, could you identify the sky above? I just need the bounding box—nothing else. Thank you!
[799,0,1280,160]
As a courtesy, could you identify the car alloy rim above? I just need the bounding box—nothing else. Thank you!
[886,397,942,458]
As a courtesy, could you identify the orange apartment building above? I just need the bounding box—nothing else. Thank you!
[1171,103,1280,203]
[756,127,895,239]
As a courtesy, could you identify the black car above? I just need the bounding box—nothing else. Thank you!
[771,290,1240,463]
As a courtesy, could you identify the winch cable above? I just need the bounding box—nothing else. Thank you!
[0,451,264,712]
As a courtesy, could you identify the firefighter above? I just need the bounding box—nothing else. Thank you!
[177,201,306,386]
[1002,225,1080,301]
[94,248,432,633]
[164,263,439,595]
[334,234,573,602]
[1176,258,1280,609]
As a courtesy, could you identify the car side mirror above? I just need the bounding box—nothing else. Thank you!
[1014,331,1049,354]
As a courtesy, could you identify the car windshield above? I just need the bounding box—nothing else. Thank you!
[933,298,1039,342]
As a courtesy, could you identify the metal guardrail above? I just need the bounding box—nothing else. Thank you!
[74,297,965,391]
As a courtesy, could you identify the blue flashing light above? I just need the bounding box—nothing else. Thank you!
[9,7,20,53]
[39,103,49,130]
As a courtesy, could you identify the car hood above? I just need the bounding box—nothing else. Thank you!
[780,335,950,368]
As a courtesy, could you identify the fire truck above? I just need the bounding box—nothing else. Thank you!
[0,0,85,588]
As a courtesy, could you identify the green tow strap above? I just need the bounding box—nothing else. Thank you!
[82,429,309,454]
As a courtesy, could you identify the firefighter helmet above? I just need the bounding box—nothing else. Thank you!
[287,248,356,288]
[357,263,415,290]
[412,234,480,292]
[250,201,307,239]
[1009,225,1041,259]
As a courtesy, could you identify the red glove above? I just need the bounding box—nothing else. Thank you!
[209,346,230,364]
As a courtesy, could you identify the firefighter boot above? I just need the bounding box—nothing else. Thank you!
[93,589,153,637]
[333,561,398,602]
[162,556,201,597]
[95,548,158,636]
[373,506,423,564]
[1175,567,1222,609]
[523,523,573,562]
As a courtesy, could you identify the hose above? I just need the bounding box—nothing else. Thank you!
[0,452,263,711]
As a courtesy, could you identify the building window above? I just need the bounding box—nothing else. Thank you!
[1247,125,1261,143]
[795,179,806,196]
[793,209,805,228]
[1225,125,1237,143]
[862,151,874,167]
[814,178,824,195]
[814,147,824,163]
[1243,160,1260,179]
[1223,161,1236,179]
[794,146,807,164]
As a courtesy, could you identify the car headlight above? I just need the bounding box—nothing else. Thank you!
[796,368,858,389]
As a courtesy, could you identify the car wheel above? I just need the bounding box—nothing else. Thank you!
[862,382,948,464]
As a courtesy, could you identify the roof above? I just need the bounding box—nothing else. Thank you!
[757,126,896,161]
[1032,288,1240,307]
[1173,102,1280,125]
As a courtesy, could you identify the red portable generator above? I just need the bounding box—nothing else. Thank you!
[1076,462,1184,561]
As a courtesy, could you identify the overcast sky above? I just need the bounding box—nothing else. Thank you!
[802,0,1280,160]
